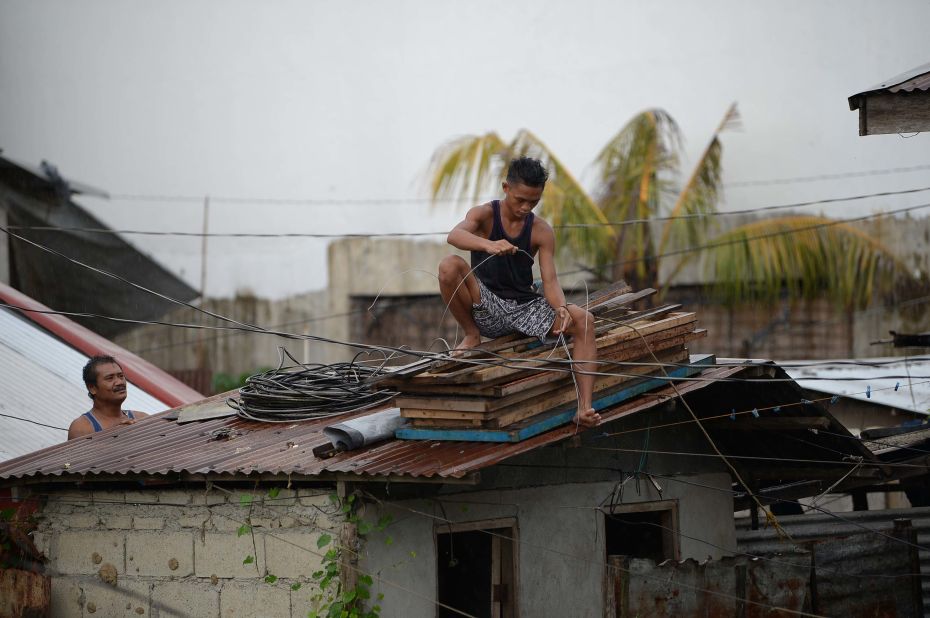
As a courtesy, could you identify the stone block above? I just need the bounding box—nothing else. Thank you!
[157,490,192,506]
[290,582,327,618]
[219,582,291,617]
[264,530,325,579]
[53,531,124,575]
[297,490,330,508]
[178,511,210,528]
[50,576,83,618]
[195,533,265,579]
[152,581,219,617]
[82,579,150,616]
[92,490,126,505]
[278,516,298,528]
[250,517,275,528]
[110,516,134,530]
[133,517,165,530]
[126,532,193,577]
[267,488,297,506]
[68,513,101,528]
[191,490,227,506]
[124,490,159,505]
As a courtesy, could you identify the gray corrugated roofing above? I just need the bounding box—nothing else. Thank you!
[784,357,930,415]
[0,307,171,461]
[849,62,930,109]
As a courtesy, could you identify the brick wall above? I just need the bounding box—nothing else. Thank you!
[30,485,341,617]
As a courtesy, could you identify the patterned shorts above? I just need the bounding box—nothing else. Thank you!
[472,278,556,341]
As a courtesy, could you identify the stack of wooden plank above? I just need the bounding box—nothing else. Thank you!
[384,283,713,442]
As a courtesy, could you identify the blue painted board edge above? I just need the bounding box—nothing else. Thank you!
[396,354,715,443]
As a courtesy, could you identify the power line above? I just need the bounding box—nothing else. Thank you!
[725,163,930,188]
[23,184,930,238]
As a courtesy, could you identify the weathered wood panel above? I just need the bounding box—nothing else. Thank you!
[858,91,930,136]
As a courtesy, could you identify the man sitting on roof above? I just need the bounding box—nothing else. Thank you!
[67,355,147,439]
[438,156,601,428]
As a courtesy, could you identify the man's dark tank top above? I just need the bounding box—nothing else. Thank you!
[470,200,540,302]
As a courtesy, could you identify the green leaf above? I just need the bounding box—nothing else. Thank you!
[243,555,254,565]
[357,521,372,536]
[342,589,357,604]
[291,582,302,591]
[358,574,373,587]
[377,593,384,601]
[239,494,253,507]
[317,533,332,549]
[376,515,393,529]
[0,508,15,522]
[312,570,324,579]
[356,586,370,600]
[408,550,417,558]
[328,494,340,506]
[237,524,250,537]
[264,574,278,584]
[384,536,393,546]
[268,487,281,499]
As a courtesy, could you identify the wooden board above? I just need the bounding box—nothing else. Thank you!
[395,355,715,442]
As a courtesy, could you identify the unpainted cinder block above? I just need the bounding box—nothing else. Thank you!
[126,532,193,577]
[191,490,227,506]
[195,533,266,579]
[220,582,291,617]
[91,490,126,505]
[67,513,101,528]
[132,517,165,531]
[53,531,125,575]
[290,581,327,618]
[110,515,134,530]
[264,530,326,579]
[49,576,83,618]
[82,579,150,616]
[157,490,192,506]
[152,580,220,617]
[124,490,159,505]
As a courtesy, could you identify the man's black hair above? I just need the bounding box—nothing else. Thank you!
[506,156,549,188]
[83,355,121,399]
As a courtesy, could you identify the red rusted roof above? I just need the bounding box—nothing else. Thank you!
[0,282,202,407]
[0,366,744,483]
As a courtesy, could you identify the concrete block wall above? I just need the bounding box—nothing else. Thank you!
[32,485,342,617]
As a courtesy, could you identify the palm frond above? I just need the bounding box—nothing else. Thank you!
[703,215,910,309]
[427,132,509,206]
[658,102,738,260]
[592,109,682,283]
[509,129,610,265]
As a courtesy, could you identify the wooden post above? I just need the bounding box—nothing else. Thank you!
[605,555,629,618]
[337,481,358,596]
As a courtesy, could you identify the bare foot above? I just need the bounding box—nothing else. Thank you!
[574,407,601,428]
[450,334,481,357]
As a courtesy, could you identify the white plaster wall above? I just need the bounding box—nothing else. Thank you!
[30,485,340,618]
[361,472,735,618]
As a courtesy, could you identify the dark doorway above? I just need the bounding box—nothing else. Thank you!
[437,522,516,618]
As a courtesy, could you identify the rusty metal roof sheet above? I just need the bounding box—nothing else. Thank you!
[0,366,744,483]
[849,62,930,109]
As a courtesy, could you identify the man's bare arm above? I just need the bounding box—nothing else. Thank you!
[535,223,572,333]
[67,417,92,440]
[447,205,517,255]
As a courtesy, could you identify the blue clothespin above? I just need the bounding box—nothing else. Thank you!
[895,382,901,392]
[751,408,759,418]
[801,398,813,405]
[830,395,839,404]
[866,385,871,399]
[729,409,736,421]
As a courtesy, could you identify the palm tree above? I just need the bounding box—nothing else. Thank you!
[427,105,910,310]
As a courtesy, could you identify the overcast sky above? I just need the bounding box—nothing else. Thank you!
[1,0,929,298]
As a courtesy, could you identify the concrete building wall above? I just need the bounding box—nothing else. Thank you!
[30,485,340,617]
[361,472,735,618]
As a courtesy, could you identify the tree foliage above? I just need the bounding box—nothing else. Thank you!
[427,104,910,309]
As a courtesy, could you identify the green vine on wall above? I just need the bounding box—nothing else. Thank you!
[236,488,392,618]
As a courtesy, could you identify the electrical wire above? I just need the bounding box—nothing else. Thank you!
[22,183,930,237]
[227,349,399,423]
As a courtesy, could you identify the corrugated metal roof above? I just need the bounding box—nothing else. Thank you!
[848,62,930,109]
[784,357,930,415]
[0,366,745,482]
[0,307,172,461]
[0,282,202,407]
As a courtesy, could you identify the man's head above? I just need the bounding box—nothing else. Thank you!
[502,157,548,216]
[505,156,549,188]
[83,355,127,404]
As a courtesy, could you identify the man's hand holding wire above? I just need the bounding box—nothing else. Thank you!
[552,305,573,335]
[486,239,518,256]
